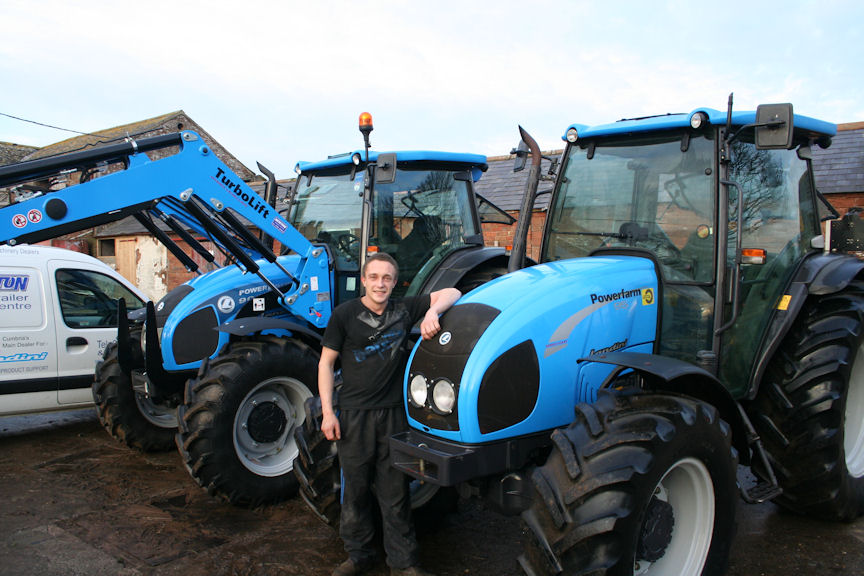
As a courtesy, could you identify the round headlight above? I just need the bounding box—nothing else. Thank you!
[431,379,456,415]
[293,162,302,175]
[409,374,428,407]
[352,152,362,166]
[690,112,708,130]
[566,127,579,143]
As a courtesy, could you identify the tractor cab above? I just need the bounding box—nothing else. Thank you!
[541,103,837,395]
[291,149,488,300]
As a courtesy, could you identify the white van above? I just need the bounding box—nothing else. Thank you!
[0,245,146,415]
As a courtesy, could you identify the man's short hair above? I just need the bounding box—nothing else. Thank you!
[362,252,399,280]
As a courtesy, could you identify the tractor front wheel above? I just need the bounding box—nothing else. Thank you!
[93,334,177,452]
[177,337,318,507]
[519,390,737,576]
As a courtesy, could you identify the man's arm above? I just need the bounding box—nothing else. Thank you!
[318,346,341,441]
[420,287,462,340]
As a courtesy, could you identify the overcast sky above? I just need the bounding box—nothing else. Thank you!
[2,0,861,178]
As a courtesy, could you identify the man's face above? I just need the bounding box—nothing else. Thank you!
[361,259,397,306]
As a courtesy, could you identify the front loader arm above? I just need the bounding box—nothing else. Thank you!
[0,131,332,328]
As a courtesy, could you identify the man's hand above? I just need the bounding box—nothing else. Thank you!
[420,308,442,340]
[321,411,341,441]
[421,287,462,340]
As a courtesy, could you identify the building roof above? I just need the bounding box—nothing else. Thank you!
[15,111,256,182]
[473,151,561,212]
[0,141,39,166]
[812,122,864,195]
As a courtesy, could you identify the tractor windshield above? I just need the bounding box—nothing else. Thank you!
[289,172,365,271]
[373,167,480,296]
[543,132,716,284]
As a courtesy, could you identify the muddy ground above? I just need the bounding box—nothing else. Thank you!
[1,409,863,576]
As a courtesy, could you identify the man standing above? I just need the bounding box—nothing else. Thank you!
[319,252,460,576]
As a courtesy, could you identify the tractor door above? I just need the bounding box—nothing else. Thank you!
[715,139,821,396]
[288,170,365,305]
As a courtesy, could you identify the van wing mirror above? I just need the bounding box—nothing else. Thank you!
[755,103,794,149]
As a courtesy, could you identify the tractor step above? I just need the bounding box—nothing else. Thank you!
[740,480,782,504]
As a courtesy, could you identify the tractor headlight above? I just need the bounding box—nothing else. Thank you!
[690,112,708,130]
[431,379,456,415]
[566,127,579,143]
[409,374,428,408]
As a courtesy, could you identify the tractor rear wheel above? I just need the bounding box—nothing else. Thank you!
[177,336,318,507]
[294,397,457,530]
[93,333,177,452]
[519,390,737,576]
[751,280,864,521]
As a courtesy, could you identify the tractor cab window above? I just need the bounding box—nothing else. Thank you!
[371,167,479,297]
[289,171,365,271]
[544,132,716,284]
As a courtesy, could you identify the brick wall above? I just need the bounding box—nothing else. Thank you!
[480,210,545,262]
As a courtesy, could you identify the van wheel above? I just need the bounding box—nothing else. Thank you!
[752,281,864,521]
[93,334,177,452]
[177,337,318,507]
[519,390,737,576]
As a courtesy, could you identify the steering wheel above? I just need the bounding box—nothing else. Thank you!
[336,233,361,260]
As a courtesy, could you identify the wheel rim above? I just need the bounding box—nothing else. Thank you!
[634,457,714,576]
[134,392,177,429]
[845,342,864,477]
[233,376,311,477]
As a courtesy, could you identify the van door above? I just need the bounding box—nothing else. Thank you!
[0,263,59,408]
[47,258,145,405]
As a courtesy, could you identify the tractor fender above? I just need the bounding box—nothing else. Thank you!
[581,351,751,464]
[421,246,517,293]
[747,251,864,400]
[797,251,864,295]
[216,316,322,346]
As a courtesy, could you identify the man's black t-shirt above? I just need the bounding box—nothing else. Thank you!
[322,295,431,410]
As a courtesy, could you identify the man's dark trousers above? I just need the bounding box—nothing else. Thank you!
[337,407,418,569]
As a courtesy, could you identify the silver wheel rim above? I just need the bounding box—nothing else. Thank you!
[233,376,311,477]
[635,457,714,576]
[845,342,864,477]
[134,392,177,429]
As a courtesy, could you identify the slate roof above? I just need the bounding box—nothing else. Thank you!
[7,111,255,182]
[474,151,562,212]
[0,141,39,166]
[812,122,864,194]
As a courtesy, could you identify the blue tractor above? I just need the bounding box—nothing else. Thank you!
[384,100,864,575]
[0,115,513,506]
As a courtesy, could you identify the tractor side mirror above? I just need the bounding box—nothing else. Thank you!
[375,153,397,184]
[512,140,529,173]
[755,103,794,149]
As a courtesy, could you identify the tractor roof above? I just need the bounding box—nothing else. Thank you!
[563,108,837,142]
[296,150,488,174]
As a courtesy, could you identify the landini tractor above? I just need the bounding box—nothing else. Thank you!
[379,99,864,575]
[0,114,512,506]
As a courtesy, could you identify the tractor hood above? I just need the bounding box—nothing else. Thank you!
[404,255,660,444]
[158,254,303,370]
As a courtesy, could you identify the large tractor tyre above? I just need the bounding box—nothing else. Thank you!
[294,397,458,530]
[519,390,738,576]
[177,336,318,507]
[93,333,177,452]
[751,281,864,521]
